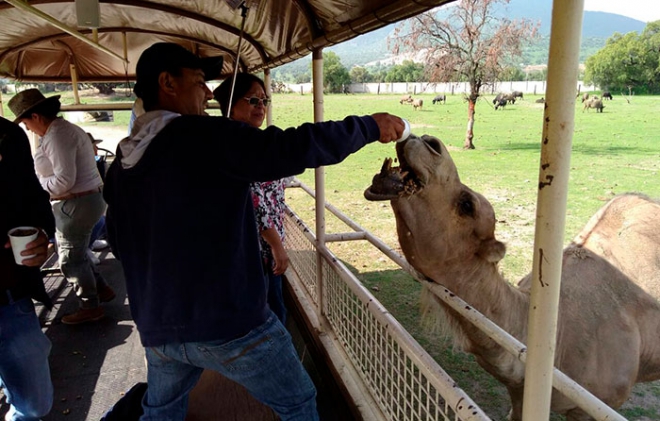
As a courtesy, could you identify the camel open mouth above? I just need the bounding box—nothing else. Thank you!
[363,142,423,201]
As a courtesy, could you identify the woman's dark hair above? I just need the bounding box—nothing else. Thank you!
[31,97,61,119]
[213,73,266,117]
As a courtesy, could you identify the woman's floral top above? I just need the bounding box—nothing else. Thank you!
[250,179,285,266]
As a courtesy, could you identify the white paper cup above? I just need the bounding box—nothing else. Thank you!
[397,119,411,142]
[7,226,39,265]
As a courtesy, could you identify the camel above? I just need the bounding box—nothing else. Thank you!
[572,193,660,299]
[363,134,660,421]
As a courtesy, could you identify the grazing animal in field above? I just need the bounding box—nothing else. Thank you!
[399,95,413,105]
[512,91,524,100]
[363,134,660,421]
[602,91,613,100]
[493,98,507,110]
[583,97,604,113]
[432,94,446,104]
[535,97,545,103]
[412,99,423,111]
[581,93,590,103]
[494,92,516,105]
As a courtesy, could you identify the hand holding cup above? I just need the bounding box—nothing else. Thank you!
[5,226,49,266]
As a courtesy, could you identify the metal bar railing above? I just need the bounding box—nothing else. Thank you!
[284,206,490,421]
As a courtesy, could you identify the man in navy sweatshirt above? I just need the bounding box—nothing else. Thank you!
[104,42,405,421]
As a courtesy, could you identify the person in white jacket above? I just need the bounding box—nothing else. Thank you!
[8,89,116,325]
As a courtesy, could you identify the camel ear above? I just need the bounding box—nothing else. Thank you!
[477,239,506,263]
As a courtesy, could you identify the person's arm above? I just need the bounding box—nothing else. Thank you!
[260,227,288,275]
[251,182,289,275]
[192,113,405,183]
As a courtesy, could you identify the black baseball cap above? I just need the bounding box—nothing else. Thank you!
[134,43,224,98]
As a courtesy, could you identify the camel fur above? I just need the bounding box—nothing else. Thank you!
[363,134,660,421]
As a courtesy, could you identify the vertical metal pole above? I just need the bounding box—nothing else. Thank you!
[228,4,248,116]
[264,68,272,127]
[0,90,4,117]
[70,64,81,105]
[122,32,128,62]
[312,48,326,325]
[522,1,583,420]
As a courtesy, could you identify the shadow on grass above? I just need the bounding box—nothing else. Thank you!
[493,141,657,157]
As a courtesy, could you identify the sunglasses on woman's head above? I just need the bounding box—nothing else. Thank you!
[243,97,271,107]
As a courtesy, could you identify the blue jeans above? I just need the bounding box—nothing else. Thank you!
[141,314,318,421]
[89,215,107,246]
[52,192,107,308]
[0,298,53,421]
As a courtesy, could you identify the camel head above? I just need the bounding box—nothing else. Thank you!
[364,134,506,283]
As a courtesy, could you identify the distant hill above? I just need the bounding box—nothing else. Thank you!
[271,1,647,80]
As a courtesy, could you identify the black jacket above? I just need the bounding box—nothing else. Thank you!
[0,117,55,307]
[104,114,380,346]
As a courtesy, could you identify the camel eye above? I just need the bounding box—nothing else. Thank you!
[457,192,475,217]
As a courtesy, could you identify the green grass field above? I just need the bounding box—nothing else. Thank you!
[5,89,659,419]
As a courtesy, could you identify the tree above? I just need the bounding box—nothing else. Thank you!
[384,60,425,82]
[499,66,525,81]
[584,21,660,94]
[391,0,538,149]
[320,51,351,93]
[349,66,372,83]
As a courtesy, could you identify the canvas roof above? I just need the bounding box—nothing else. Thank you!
[0,0,454,82]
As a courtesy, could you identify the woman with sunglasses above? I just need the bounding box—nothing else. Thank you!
[214,74,288,324]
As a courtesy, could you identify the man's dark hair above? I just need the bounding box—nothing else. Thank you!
[30,98,61,120]
[138,67,183,112]
[213,73,266,117]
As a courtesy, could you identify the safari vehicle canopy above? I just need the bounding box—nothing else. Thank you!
[0,0,454,82]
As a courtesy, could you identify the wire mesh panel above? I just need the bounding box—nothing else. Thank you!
[283,207,489,421]
[323,259,458,421]
[284,208,318,304]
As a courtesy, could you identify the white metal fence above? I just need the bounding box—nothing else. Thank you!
[281,81,597,96]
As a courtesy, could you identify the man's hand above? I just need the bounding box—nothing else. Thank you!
[370,113,406,143]
[4,229,50,267]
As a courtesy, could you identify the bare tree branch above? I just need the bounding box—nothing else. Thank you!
[389,0,538,149]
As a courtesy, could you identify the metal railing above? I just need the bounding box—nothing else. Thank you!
[284,196,489,421]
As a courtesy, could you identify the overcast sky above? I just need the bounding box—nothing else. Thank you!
[583,0,660,23]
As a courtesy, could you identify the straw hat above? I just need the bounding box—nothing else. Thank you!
[8,88,61,123]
